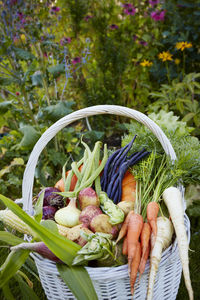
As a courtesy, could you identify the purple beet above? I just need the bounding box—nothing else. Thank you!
[42,206,57,220]
[37,187,64,208]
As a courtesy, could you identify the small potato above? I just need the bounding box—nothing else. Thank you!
[117,200,134,216]
[66,224,93,246]
[90,214,118,239]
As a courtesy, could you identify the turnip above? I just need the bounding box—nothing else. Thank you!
[79,205,103,227]
[147,216,174,300]
[90,214,119,239]
[162,186,194,300]
[78,187,100,210]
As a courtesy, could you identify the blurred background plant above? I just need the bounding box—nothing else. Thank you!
[0,0,200,298]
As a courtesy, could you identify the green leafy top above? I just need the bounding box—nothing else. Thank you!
[122,110,200,184]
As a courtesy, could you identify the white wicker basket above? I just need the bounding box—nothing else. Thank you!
[22,105,190,300]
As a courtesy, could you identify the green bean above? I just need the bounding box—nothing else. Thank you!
[77,144,108,192]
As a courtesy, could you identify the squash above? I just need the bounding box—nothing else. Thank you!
[121,171,136,202]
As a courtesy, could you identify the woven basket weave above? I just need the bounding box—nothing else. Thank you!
[22,105,190,300]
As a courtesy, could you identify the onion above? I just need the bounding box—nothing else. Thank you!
[54,198,81,227]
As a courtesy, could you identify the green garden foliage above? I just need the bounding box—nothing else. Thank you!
[0,1,200,298]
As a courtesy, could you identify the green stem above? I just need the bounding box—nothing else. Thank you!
[165,62,171,84]
[35,43,51,105]
[183,52,185,78]
[21,89,38,126]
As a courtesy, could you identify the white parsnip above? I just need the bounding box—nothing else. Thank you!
[147,216,174,300]
[162,187,194,300]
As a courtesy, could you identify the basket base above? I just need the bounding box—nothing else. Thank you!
[32,246,182,300]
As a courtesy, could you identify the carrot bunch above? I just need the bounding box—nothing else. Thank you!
[116,201,159,296]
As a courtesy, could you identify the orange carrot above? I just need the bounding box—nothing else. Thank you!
[127,213,143,273]
[139,222,151,277]
[116,211,134,243]
[130,241,142,296]
[147,202,159,246]
[122,236,128,256]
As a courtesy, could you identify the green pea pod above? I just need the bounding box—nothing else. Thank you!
[99,192,125,225]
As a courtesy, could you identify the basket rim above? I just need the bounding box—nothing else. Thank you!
[21,105,178,214]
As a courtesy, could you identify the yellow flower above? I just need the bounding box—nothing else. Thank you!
[174,58,181,65]
[140,60,153,67]
[158,51,173,62]
[175,42,192,51]
[20,34,26,42]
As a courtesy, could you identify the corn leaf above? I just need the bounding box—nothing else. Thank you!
[15,273,40,300]
[34,191,44,223]
[0,194,81,265]
[0,249,30,288]
[1,282,16,300]
[40,219,59,234]
[57,264,98,300]
[0,231,24,246]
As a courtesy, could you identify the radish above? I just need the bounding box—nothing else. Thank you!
[147,216,174,300]
[162,186,194,300]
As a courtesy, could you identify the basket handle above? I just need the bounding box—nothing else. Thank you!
[22,105,177,214]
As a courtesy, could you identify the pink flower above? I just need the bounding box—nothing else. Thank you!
[60,37,71,46]
[149,0,159,7]
[72,57,81,64]
[124,7,136,15]
[151,10,165,21]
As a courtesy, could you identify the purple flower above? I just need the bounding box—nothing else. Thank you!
[139,40,148,46]
[17,12,24,20]
[72,57,81,64]
[122,3,134,8]
[149,0,159,7]
[50,6,60,13]
[110,24,119,30]
[133,34,138,41]
[84,15,93,21]
[124,7,136,15]
[151,10,165,21]
[11,0,18,5]
[60,37,71,46]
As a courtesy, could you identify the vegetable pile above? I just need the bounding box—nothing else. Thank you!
[0,132,195,300]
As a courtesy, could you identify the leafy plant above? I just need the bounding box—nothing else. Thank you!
[149,73,200,134]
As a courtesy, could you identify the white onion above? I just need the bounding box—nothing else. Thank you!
[55,198,81,227]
